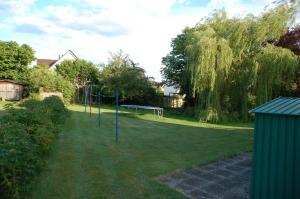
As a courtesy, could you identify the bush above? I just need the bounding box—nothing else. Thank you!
[28,65,75,103]
[0,96,69,198]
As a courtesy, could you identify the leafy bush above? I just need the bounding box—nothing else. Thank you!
[0,96,69,198]
[28,65,75,103]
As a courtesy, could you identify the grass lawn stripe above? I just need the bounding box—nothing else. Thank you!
[29,104,252,199]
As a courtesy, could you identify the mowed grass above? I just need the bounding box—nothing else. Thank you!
[0,101,15,117]
[31,104,253,199]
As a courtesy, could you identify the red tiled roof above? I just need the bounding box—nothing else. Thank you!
[37,59,57,67]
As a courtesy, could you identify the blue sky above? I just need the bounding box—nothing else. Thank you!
[0,0,298,80]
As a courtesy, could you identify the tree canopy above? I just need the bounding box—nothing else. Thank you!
[100,51,157,104]
[0,41,35,81]
[161,1,299,122]
[56,59,99,89]
[276,25,300,55]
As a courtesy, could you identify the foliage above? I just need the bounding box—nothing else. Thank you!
[0,96,69,199]
[100,51,158,104]
[161,30,189,88]
[185,26,233,122]
[254,45,299,104]
[161,2,299,122]
[56,59,99,88]
[0,41,35,81]
[28,65,75,103]
[276,25,300,55]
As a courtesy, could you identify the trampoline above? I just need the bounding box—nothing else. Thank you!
[120,105,164,118]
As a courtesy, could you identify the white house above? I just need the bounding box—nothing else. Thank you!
[163,85,180,96]
[31,50,78,70]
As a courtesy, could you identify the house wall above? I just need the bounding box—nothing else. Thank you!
[29,60,37,67]
[50,51,77,70]
[0,82,24,100]
[163,85,180,96]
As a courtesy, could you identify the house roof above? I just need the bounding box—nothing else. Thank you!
[0,79,28,86]
[63,49,78,59]
[36,49,78,68]
[37,59,57,67]
[250,97,300,116]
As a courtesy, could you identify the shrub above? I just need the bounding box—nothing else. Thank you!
[0,96,69,198]
[28,65,75,103]
[0,122,41,198]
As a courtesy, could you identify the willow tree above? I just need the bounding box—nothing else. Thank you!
[163,0,299,122]
[254,45,299,105]
[185,27,232,122]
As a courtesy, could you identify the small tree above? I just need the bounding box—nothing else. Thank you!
[100,51,156,104]
[56,59,99,89]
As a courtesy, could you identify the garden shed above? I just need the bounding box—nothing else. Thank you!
[250,97,300,199]
[0,80,28,100]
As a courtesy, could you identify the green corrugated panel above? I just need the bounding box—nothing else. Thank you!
[250,97,300,116]
[251,114,299,199]
[294,117,300,199]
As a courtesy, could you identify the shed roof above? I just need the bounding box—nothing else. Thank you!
[250,97,300,116]
[0,79,28,86]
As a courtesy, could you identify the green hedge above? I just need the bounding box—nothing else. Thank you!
[0,96,69,198]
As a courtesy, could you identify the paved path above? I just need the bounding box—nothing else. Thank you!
[159,153,252,199]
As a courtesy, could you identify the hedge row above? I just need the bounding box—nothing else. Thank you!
[0,96,70,199]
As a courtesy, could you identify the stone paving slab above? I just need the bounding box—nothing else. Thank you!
[158,153,252,199]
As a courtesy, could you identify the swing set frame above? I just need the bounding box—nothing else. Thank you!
[83,85,119,143]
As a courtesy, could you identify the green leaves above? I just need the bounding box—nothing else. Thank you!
[0,96,69,199]
[28,65,75,103]
[56,59,99,88]
[100,52,156,104]
[0,41,35,82]
[254,44,299,104]
[162,2,299,122]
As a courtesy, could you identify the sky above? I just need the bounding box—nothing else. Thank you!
[0,0,299,81]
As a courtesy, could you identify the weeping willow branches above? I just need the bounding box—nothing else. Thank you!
[169,1,300,122]
[254,45,299,105]
[185,28,233,122]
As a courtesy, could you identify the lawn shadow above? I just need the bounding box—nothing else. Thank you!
[74,103,254,131]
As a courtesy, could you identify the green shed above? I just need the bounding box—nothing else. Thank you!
[250,97,300,199]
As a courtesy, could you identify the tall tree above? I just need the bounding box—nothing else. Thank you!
[185,26,233,122]
[100,51,156,103]
[161,1,299,122]
[161,29,190,89]
[0,41,35,81]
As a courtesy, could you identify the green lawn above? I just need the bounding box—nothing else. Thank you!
[0,101,13,117]
[31,104,253,199]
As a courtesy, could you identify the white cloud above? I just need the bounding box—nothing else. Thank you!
[208,0,241,7]
[0,0,35,14]
[2,0,280,80]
